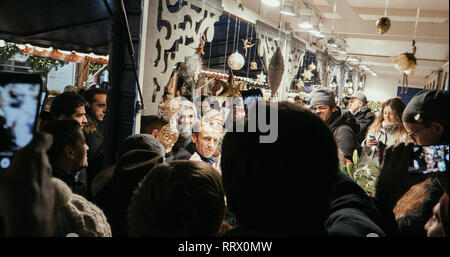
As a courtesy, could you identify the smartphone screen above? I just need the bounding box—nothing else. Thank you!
[408,144,449,174]
[0,71,43,172]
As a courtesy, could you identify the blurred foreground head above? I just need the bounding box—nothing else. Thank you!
[221,101,339,235]
[128,160,225,236]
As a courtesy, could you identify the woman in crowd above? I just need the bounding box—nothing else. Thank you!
[359,98,408,167]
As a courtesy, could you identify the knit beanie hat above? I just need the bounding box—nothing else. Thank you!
[52,178,112,237]
[350,91,368,104]
[402,90,449,126]
[439,193,449,237]
[310,88,336,107]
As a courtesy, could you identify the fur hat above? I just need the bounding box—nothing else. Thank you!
[310,88,336,107]
[52,178,111,237]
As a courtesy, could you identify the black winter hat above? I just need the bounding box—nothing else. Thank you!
[117,134,165,159]
[350,91,368,104]
[310,88,336,107]
[402,90,449,126]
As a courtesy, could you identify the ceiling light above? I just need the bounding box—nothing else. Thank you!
[308,24,320,34]
[261,0,280,7]
[311,31,325,38]
[338,50,347,55]
[280,5,295,16]
[298,17,313,29]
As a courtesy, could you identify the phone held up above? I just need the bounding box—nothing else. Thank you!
[0,71,44,172]
[408,144,449,174]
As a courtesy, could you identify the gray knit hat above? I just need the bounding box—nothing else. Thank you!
[310,88,336,107]
[402,90,449,126]
[52,178,112,237]
[350,91,368,104]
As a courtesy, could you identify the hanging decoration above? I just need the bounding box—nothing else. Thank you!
[376,0,391,34]
[250,61,258,70]
[217,69,243,97]
[268,42,285,95]
[227,12,245,71]
[194,34,207,56]
[376,17,391,35]
[242,39,255,57]
[392,40,417,94]
[18,44,108,64]
[301,68,314,81]
[227,52,245,70]
[256,71,267,85]
[392,7,420,94]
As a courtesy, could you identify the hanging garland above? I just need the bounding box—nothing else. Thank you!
[89,61,105,74]
[25,55,68,73]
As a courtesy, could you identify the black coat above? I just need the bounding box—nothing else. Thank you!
[326,172,398,236]
[83,111,105,200]
[327,107,359,160]
[397,178,444,236]
[353,106,375,145]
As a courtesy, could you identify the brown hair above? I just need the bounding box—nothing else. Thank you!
[128,161,225,236]
[367,98,407,143]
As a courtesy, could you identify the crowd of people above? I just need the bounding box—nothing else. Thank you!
[0,82,448,238]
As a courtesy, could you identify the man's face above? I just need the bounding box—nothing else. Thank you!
[88,94,107,121]
[177,107,195,131]
[70,105,87,129]
[348,98,362,114]
[313,104,336,122]
[72,129,89,171]
[404,122,442,146]
[424,202,445,237]
[192,124,220,158]
[424,148,434,164]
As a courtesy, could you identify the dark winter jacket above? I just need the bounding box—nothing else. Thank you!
[172,131,192,151]
[83,110,104,199]
[326,172,398,237]
[397,178,444,236]
[52,167,88,198]
[94,149,164,236]
[326,107,359,160]
[353,106,375,145]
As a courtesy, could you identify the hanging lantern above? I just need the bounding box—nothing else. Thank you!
[376,17,391,34]
[227,52,245,70]
[268,46,285,95]
[392,40,417,94]
[250,61,258,70]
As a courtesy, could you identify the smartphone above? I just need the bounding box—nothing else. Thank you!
[0,71,44,172]
[408,144,449,174]
[368,134,376,140]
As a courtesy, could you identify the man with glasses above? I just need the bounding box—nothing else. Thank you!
[374,90,448,236]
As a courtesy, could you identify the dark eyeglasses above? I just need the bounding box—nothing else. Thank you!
[407,126,425,137]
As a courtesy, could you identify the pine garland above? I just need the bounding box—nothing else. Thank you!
[0,43,19,62]
[89,61,105,75]
[25,55,68,74]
